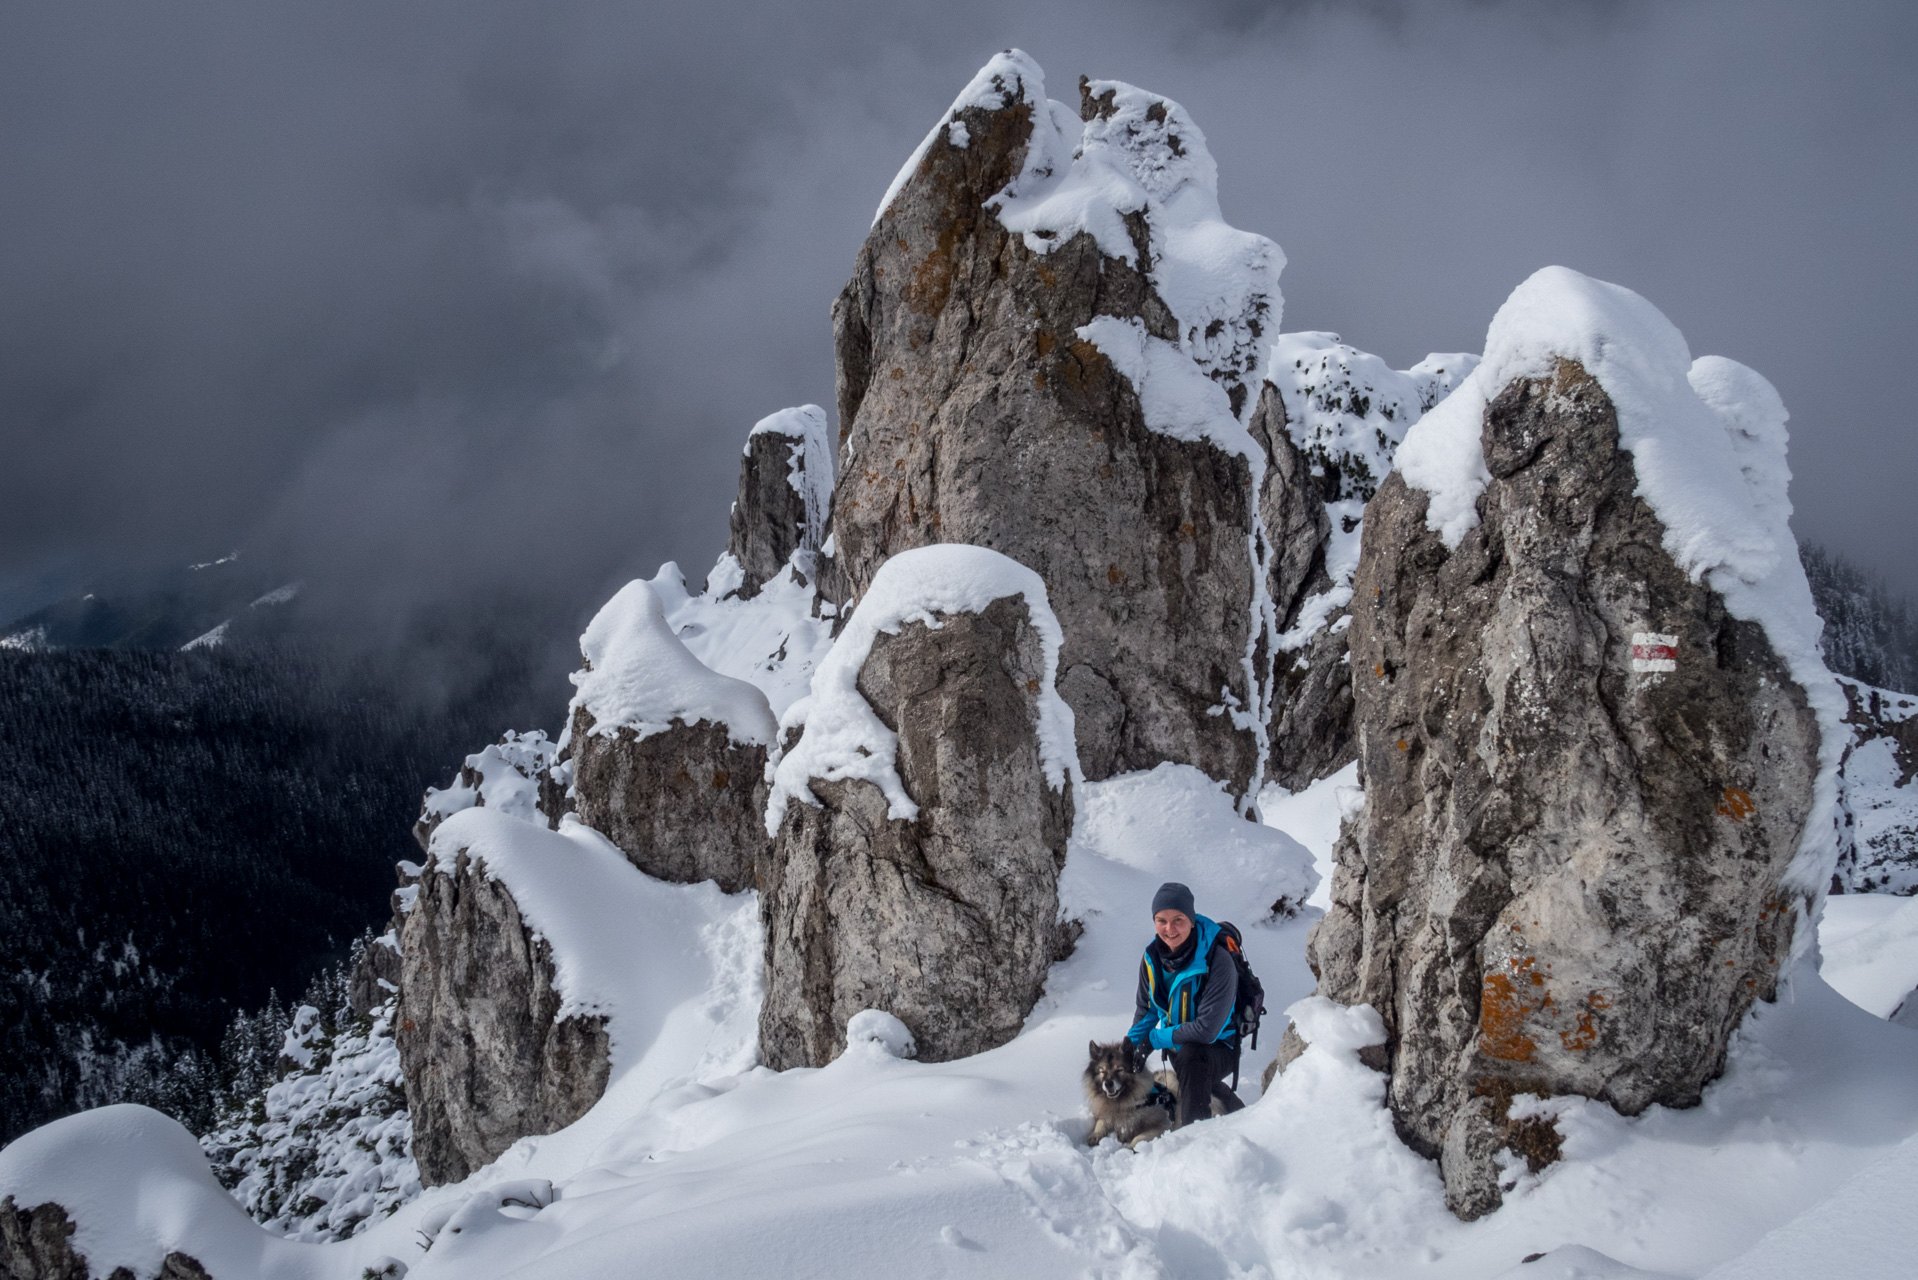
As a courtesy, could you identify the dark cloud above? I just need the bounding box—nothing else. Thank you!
[2,0,1913,650]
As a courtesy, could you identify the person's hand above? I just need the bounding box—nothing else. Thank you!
[1148,1025,1176,1051]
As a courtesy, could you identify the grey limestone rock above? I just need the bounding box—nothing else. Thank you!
[1309,358,1821,1219]
[347,931,403,1020]
[723,406,833,600]
[759,596,1074,1069]
[1249,380,1350,791]
[1830,676,1918,894]
[396,848,610,1186]
[565,710,770,894]
[0,1197,211,1280]
[827,68,1262,794]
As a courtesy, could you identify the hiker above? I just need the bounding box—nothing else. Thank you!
[1128,881,1248,1127]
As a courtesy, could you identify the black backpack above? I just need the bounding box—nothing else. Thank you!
[1214,921,1267,1053]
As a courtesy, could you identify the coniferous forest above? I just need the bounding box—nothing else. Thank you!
[0,637,561,1143]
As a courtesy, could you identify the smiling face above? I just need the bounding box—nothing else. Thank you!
[1153,909,1193,951]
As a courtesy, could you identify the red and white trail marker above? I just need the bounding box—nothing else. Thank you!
[1631,632,1678,673]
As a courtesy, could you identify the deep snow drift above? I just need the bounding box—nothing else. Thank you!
[7,758,1918,1279]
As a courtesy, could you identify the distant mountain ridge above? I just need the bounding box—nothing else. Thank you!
[0,553,301,653]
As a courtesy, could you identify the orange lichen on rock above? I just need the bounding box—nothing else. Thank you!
[1479,964,1541,1064]
[1716,786,1756,822]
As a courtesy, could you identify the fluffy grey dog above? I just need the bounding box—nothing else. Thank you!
[1083,1040,1179,1148]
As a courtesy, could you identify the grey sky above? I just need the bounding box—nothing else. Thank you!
[2,0,1913,641]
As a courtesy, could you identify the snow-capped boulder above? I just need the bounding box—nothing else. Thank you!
[1309,268,1838,1219]
[399,812,622,1185]
[0,1107,231,1280]
[564,579,778,893]
[759,545,1079,1068]
[829,52,1277,795]
[723,404,835,600]
[1831,676,1918,893]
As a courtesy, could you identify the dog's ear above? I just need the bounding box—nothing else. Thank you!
[1089,1040,1100,1057]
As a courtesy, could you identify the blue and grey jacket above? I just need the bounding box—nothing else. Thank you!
[1127,914,1238,1048]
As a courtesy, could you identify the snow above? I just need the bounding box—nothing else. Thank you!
[1820,893,1918,1017]
[1061,763,1319,930]
[650,554,833,720]
[1699,1129,1918,1279]
[1258,759,1361,910]
[767,543,1080,834]
[0,1104,326,1280]
[0,623,48,651]
[181,619,230,650]
[427,809,742,1055]
[202,997,419,1242]
[419,729,559,828]
[985,63,1282,420]
[1392,265,1845,918]
[1268,331,1430,502]
[1075,314,1256,459]
[746,404,835,552]
[1834,677,1918,893]
[1259,332,1477,651]
[566,578,778,748]
[251,583,301,608]
[11,761,1918,1279]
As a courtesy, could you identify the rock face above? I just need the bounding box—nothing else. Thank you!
[1310,357,1822,1219]
[563,580,778,893]
[827,55,1275,794]
[396,846,610,1186]
[724,405,834,599]
[566,713,769,894]
[1,1199,214,1279]
[759,548,1076,1069]
[1252,336,1480,792]
[1831,676,1918,893]
[1246,381,1343,791]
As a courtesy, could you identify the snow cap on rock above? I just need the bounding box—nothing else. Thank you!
[1394,264,1843,905]
[568,579,778,747]
[873,48,1048,226]
[766,543,1080,834]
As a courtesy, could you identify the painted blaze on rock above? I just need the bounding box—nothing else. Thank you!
[1311,357,1821,1219]
[827,55,1266,794]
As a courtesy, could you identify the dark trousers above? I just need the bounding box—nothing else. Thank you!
[1169,1039,1245,1127]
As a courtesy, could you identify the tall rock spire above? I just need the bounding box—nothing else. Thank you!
[825,51,1282,795]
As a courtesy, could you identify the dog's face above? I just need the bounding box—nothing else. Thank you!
[1086,1040,1138,1100]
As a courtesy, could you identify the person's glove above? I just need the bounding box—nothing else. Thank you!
[1127,1039,1151,1073]
[1148,1025,1177,1051]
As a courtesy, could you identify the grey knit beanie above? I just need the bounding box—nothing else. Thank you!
[1151,881,1195,921]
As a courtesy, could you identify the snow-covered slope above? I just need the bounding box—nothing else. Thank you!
[10,723,1918,1280]
[9,756,1918,1277]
